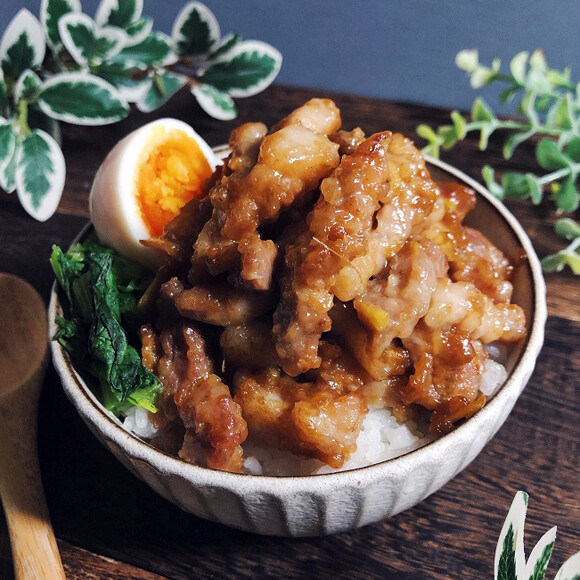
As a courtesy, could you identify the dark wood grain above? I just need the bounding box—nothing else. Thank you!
[0,85,578,580]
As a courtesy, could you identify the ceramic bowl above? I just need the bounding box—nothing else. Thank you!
[49,155,547,537]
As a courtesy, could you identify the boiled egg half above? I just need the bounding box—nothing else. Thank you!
[90,118,218,268]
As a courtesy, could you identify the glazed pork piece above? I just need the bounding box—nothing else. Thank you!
[140,98,527,473]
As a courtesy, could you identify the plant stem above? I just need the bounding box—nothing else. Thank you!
[16,100,30,137]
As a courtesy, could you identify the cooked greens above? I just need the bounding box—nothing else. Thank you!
[51,239,162,413]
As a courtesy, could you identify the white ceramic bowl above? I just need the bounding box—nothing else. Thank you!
[49,156,547,537]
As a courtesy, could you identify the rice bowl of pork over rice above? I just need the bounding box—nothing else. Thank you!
[50,99,546,535]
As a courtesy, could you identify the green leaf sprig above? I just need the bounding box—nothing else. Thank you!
[495,491,580,580]
[0,1,282,220]
[417,50,580,274]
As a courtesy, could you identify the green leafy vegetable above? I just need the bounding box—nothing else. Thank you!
[417,49,580,274]
[0,1,282,221]
[50,240,162,413]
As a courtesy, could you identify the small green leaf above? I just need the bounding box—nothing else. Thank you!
[541,252,568,273]
[555,218,580,239]
[502,172,532,198]
[564,137,580,163]
[526,67,553,95]
[479,123,496,150]
[95,0,142,28]
[510,51,529,84]
[15,128,65,220]
[14,69,42,102]
[526,173,544,204]
[0,120,17,169]
[416,123,439,143]
[438,125,459,150]
[500,86,520,105]
[38,72,129,125]
[536,137,569,170]
[0,9,46,79]
[59,13,126,66]
[136,70,186,113]
[172,1,220,56]
[40,0,81,51]
[482,165,505,198]
[209,32,241,60]
[450,110,467,139]
[113,32,174,67]
[192,83,236,120]
[200,40,282,97]
[546,98,571,130]
[455,49,479,72]
[470,65,499,89]
[0,140,18,193]
[529,49,547,72]
[555,175,579,212]
[503,128,535,159]
[472,97,495,123]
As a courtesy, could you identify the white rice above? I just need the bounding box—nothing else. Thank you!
[121,356,507,476]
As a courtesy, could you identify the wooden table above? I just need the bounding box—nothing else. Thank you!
[0,86,578,579]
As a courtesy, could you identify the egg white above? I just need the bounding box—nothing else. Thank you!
[90,118,218,269]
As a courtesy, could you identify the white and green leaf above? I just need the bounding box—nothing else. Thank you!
[95,0,143,29]
[38,72,129,125]
[40,0,81,51]
[209,32,241,60]
[554,550,580,580]
[192,83,236,120]
[0,141,19,193]
[14,69,42,102]
[495,491,528,580]
[0,120,17,170]
[28,105,62,145]
[113,32,174,67]
[92,61,149,102]
[200,40,282,97]
[172,1,220,56]
[136,70,187,113]
[0,9,46,80]
[525,526,556,580]
[0,69,7,110]
[15,128,65,221]
[510,52,529,85]
[123,16,154,46]
[59,13,126,66]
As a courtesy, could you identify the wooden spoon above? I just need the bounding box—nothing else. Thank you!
[0,273,66,580]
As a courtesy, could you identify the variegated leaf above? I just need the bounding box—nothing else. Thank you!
[16,128,65,221]
[28,105,62,145]
[209,32,241,60]
[93,61,149,102]
[0,69,8,109]
[554,550,580,580]
[112,32,174,67]
[14,69,42,102]
[0,120,17,170]
[95,0,143,28]
[40,0,81,51]
[495,491,528,580]
[0,9,46,79]
[0,141,18,193]
[38,72,129,125]
[136,70,186,113]
[123,17,153,46]
[200,40,282,98]
[525,526,556,580]
[191,84,236,120]
[59,13,126,66]
[172,1,220,56]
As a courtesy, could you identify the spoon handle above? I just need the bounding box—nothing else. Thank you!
[0,373,66,580]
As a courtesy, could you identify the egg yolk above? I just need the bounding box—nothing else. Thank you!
[136,129,213,237]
